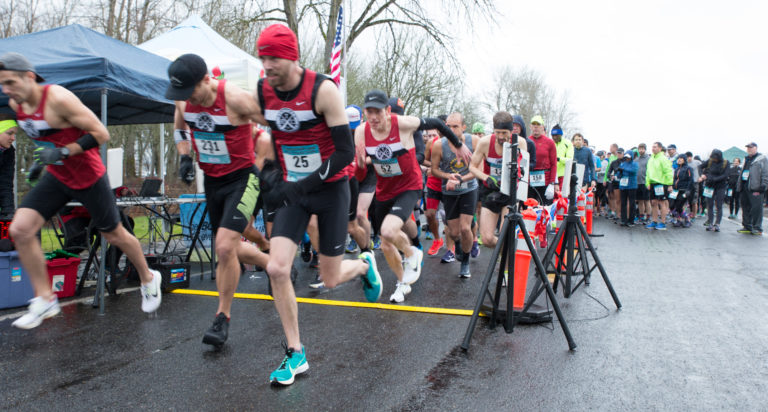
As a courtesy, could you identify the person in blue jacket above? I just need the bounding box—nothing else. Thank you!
[618,151,638,226]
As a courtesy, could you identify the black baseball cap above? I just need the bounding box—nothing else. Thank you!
[165,54,207,101]
[746,142,758,148]
[0,52,44,82]
[388,97,405,115]
[363,89,388,109]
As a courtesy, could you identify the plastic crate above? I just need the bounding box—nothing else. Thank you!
[0,251,34,309]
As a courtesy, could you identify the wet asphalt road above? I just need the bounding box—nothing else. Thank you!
[2,214,768,411]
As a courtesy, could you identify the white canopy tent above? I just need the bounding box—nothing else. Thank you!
[138,15,263,92]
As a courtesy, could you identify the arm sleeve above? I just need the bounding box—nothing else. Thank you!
[413,130,425,164]
[296,124,354,192]
[0,149,15,213]
[419,118,462,149]
[525,137,537,170]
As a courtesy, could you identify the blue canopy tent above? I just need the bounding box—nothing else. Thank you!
[0,24,174,124]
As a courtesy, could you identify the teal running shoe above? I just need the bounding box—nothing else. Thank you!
[270,344,309,385]
[359,251,382,302]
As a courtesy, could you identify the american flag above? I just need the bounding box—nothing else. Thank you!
[329,5,344,86]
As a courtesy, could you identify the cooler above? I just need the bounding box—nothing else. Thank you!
[0,251,34,309]
[47,257,80,299]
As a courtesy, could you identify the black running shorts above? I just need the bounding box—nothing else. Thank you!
[373,190,420,234]
[442,189,479,220]
[203,167,261,234]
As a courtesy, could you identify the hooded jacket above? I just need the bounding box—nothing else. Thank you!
[513,115,536,169]
[673,156,694,192]
[701,149,729,190]
[737,151,768,192]
[617,156,638,189]
[727,162,742,188]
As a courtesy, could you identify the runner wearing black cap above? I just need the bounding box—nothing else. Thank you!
[0,52,163,329]
[356,89,470,302]
[255,24,383,385]
[166,53,271,350]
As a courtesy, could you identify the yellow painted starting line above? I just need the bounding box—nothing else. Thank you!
[171,289,484,317]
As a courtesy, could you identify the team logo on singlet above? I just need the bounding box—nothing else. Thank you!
[375,144,393,160]
[195,112,216,132]
[276,108,300,132]
[21,119,39,138]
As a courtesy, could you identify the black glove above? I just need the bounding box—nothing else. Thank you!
[27,160,45,185]
[484,175,500,191]
[179,155,195,185]
[34,146,67,165]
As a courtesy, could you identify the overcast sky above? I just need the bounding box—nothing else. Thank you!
[456,0,768,156]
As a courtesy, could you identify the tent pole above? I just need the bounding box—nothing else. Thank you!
[98,89,107,316]
[159,123,165,196]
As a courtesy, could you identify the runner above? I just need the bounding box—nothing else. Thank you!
[527,115,557,205]
[356,89,470,302]
[645,142,673,230]
[166,53,271,349]
[469,111,528,249]
[423,128,445,256]
[255,24,382,385]
[0,52,162,329]
[430,112,479,278]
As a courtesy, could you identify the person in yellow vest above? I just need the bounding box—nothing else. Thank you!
[552,124,573,189]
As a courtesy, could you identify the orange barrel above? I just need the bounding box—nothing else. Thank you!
[586,189,594,234]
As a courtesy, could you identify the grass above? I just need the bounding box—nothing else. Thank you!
[40,215,184,253]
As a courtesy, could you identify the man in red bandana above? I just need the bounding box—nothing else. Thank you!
[255,24,383,386]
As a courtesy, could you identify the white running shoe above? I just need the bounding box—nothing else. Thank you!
[389,282,412,303]
[12,296,61,329]
[141,270,163,313]
[402,246,423,285]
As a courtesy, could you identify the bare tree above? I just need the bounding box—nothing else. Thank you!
[486,65,578,135]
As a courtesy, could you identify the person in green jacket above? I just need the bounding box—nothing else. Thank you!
[645,141,674,230]
[552,124,573,188]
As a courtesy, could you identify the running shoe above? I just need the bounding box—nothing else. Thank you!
[655,223,667,231]
[270,344,309,386]
[646,222,657,229]
[441,248,456,263]
[346,238,358,254]
[427,238,444,256]
[752,229,763,236]
[459,258,471,278]
[738,228,752,234]
[713,225,720,232]
[202,312,229,348]
[703,221,711,227]
[12,296,60,329]
[389,281,412,303]
[372,235,381,250]
[359,251,382,302]
[470,241,480,258]
[309,251,319,269]
[672,220,682,228]
[402,246,423,285]
[309,273,325,289]
[683,221,692,228]
[425,231,434,240]
[706,224,713,231]
[141,269,163,313]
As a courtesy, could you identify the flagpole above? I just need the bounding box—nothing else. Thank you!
[342,1,348,106]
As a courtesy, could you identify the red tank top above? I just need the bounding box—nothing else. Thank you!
[483,134,504,179]
[184,80,254,177]
[259,69,346,183]
[15,85,104,190]
[426,135,442,191]
[365,115,423,201]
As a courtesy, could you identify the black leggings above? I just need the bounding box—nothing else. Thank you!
[620,189,637,223]
[728,186,740,215]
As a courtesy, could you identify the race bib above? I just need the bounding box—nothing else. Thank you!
[742,170,750,181]
[194,132,231,164]
[283,144,322,182]
[530,170,546,187]
[668,189,678,200]
[728,188,733,197]
[488,159,502,178]
[703,187,714,198]
[373,158,403,177]
[620,177,629,187]
[654,184,664,196]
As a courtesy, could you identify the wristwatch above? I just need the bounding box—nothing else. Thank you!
[60,147,70,159]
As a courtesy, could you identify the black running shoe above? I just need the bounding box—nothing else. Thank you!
[202,313,229,349]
